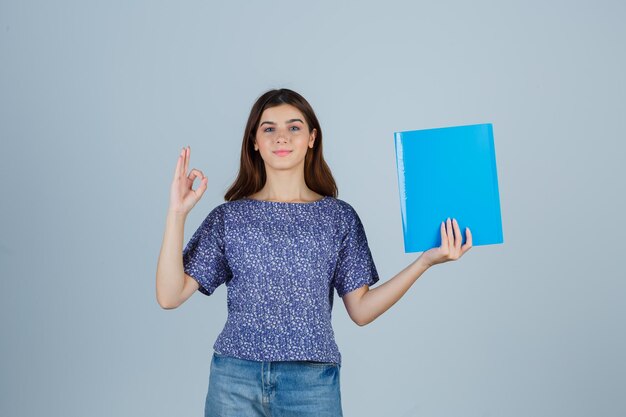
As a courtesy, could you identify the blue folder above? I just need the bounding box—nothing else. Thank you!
[394,123,504,253]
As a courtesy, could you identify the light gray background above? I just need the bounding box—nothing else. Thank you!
[1,1,624,416]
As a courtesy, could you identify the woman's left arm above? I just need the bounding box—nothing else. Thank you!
[343,218,472,326]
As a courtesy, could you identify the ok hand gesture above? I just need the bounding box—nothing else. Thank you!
[169,146,208,215]
[421,218,473,267]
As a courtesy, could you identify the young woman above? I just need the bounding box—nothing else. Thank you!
[156,88,472,417]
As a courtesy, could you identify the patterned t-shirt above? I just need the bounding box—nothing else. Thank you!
[182,195,379,365]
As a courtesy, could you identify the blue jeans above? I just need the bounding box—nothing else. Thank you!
[205,352,343,417]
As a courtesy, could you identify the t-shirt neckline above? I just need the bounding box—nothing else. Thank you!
[242,196,329,205]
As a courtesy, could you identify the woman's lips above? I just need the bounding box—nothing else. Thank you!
[273,151,292,157]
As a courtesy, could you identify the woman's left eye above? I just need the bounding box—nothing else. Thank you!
[290,126,300,131]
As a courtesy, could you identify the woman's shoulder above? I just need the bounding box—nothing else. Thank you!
[328,197,359,216]
[318,197,364,230]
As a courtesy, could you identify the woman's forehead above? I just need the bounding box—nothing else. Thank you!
[260,104,305,121]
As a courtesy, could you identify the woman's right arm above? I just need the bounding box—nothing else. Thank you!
[156,146,208,309]
[156,210,198,309]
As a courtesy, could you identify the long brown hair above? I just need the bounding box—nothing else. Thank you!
[224,88,338,201]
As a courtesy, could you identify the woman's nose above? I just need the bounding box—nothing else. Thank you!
[276,130,289,141]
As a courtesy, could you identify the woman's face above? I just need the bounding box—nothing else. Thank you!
[254,104,316,170]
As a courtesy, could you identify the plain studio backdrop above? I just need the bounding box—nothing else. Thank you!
[1,1,624,416]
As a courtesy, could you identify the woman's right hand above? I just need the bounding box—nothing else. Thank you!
[169,146,208,215]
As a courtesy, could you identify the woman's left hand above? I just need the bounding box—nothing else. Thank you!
[420,218,472,267]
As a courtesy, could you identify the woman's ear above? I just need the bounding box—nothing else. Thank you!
[309,128,317,148]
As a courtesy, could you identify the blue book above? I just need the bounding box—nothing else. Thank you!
[394,123,504,253]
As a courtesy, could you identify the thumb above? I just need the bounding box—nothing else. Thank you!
[195,176,208,199]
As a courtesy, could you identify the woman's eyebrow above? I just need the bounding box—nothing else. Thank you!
[260,118,304,126]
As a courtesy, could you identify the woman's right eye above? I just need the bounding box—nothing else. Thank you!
[264,127,274,132]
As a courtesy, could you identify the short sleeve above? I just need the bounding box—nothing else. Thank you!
[332,208,380,297]
[182,205,232,296]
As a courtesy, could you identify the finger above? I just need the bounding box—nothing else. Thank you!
[446,218,454,252]
[184,146,190,177]
[195,175,209,199]
[461,227,473,253]
[452,219,462,251]
[174,147,185,180]
[188,168,204,184]
[440,220,448,248]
